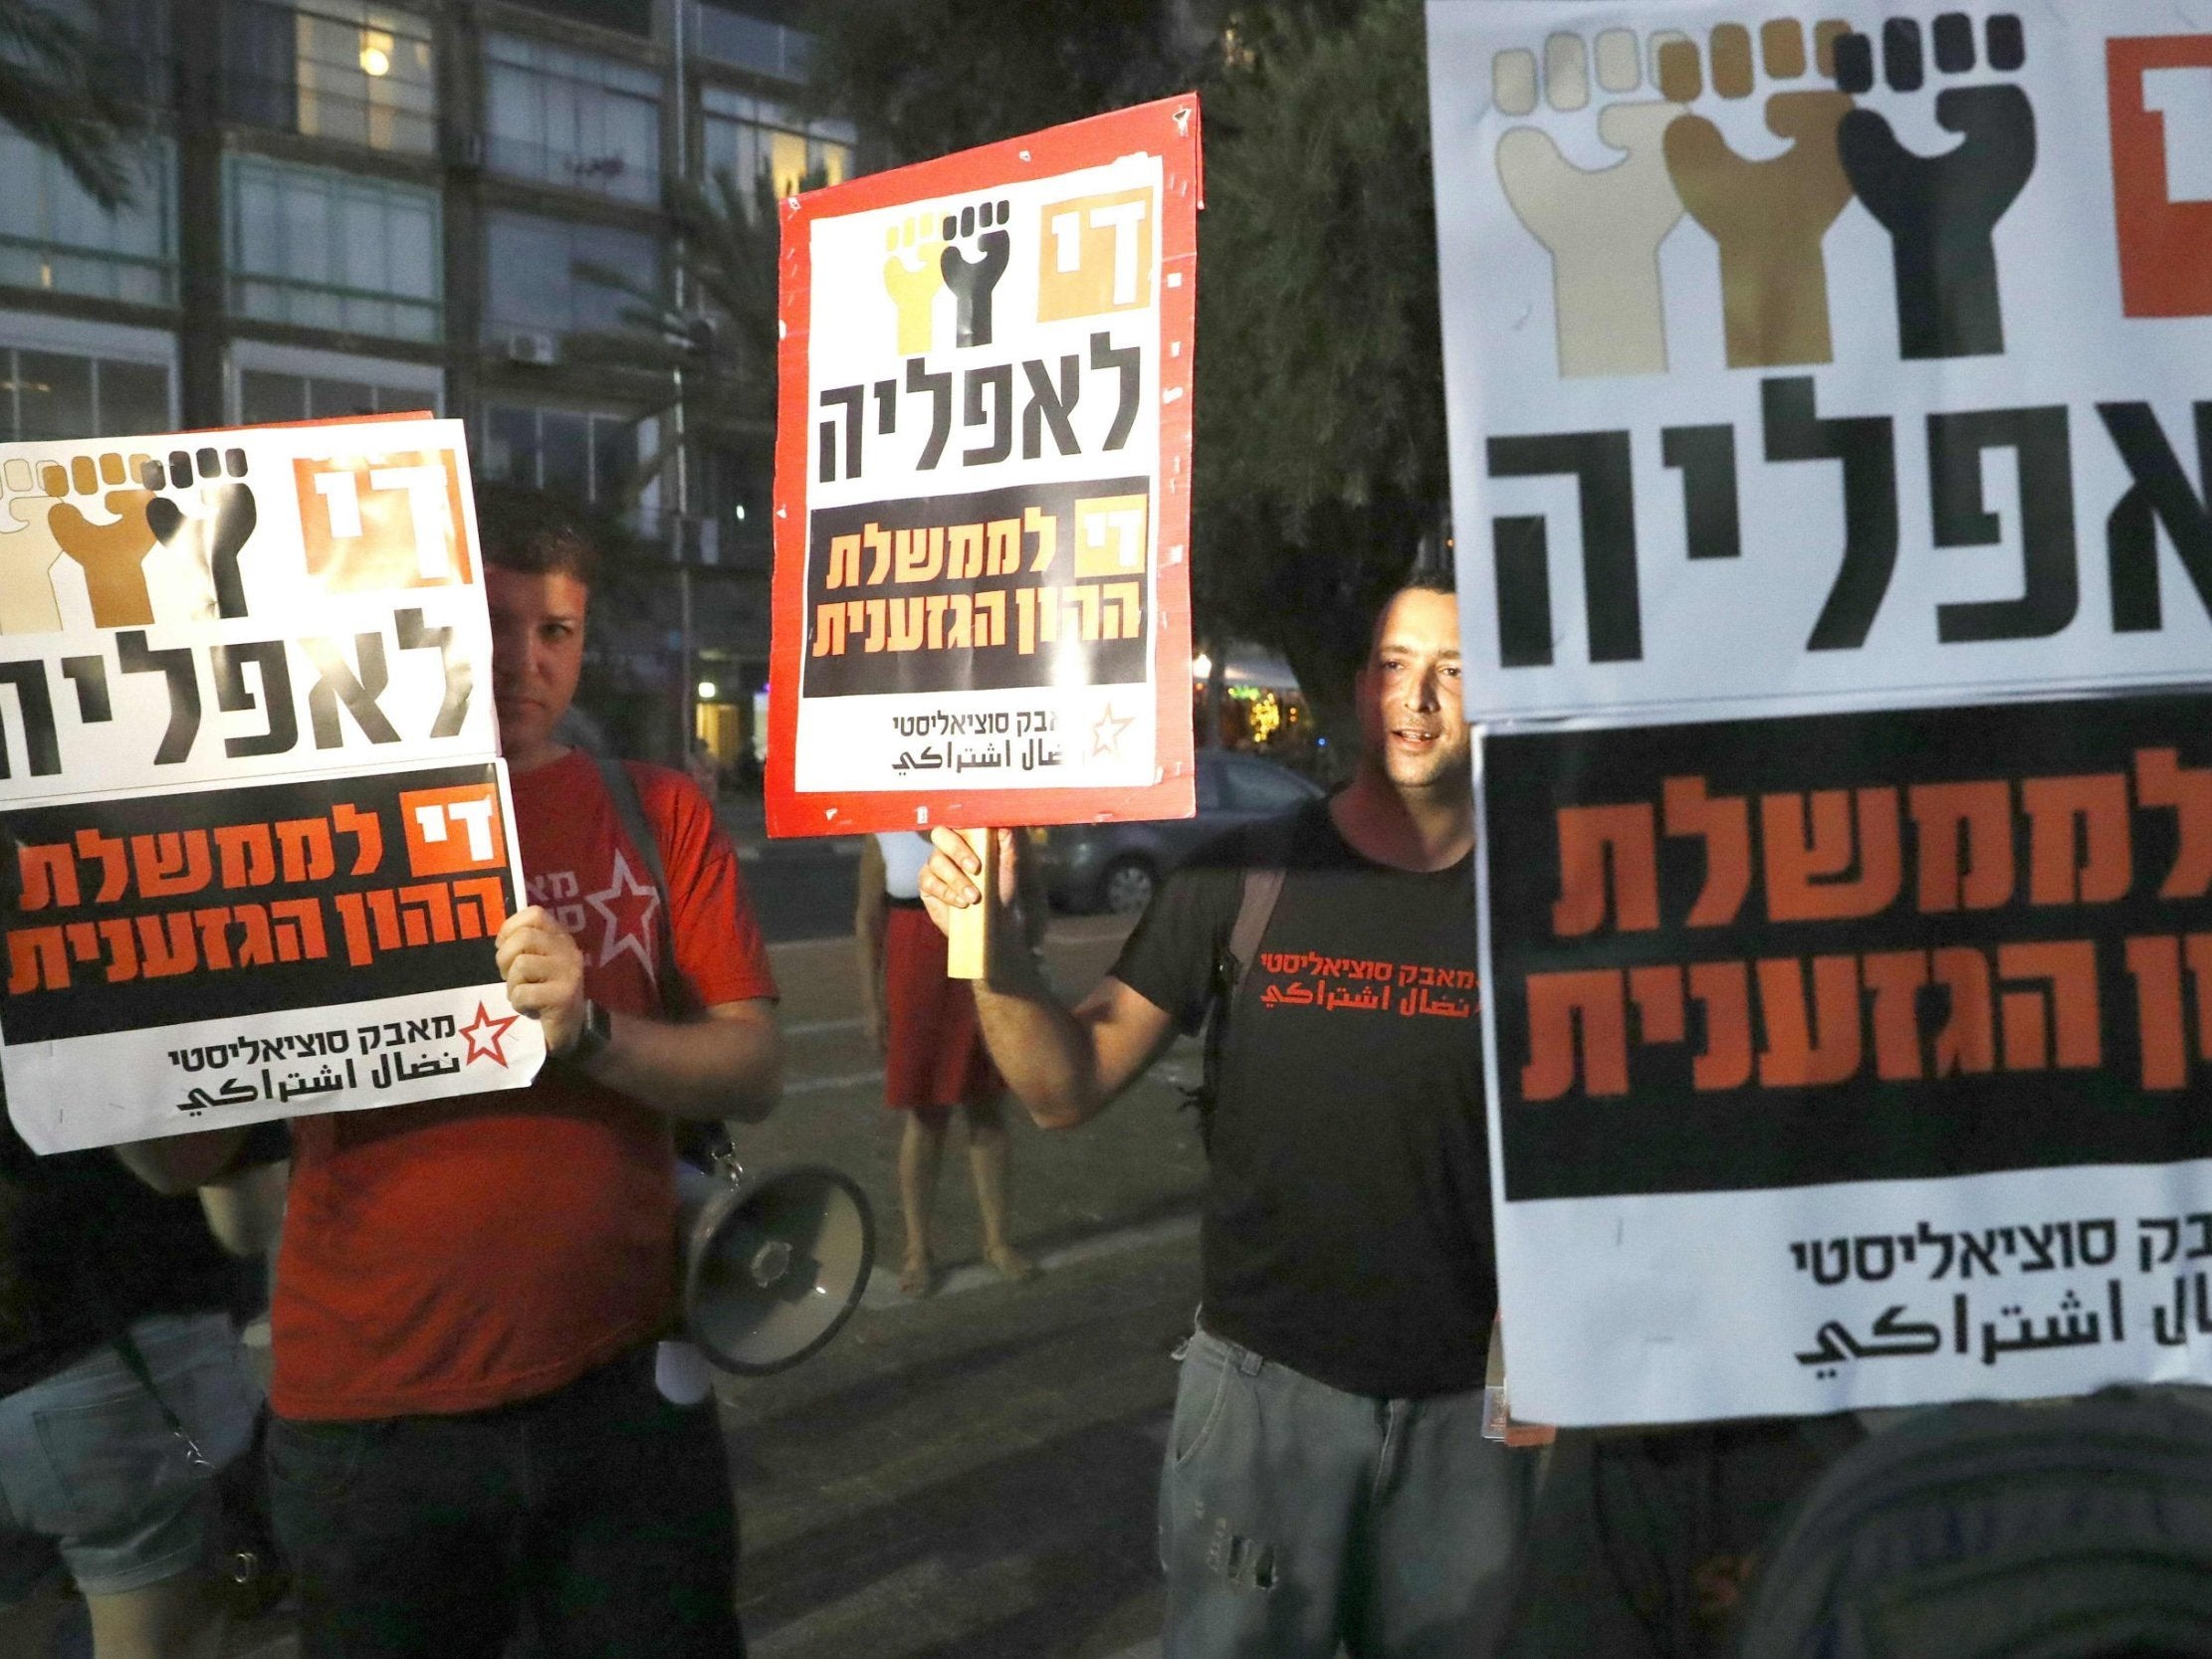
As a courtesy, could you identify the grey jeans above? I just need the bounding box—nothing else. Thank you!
[1159,1327,1532,1659]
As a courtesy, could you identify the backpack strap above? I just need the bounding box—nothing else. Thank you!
[1187,811,1301,1150]
[589,753,697,1019]
[1225,867,1286,990]
[591,754,734,1168]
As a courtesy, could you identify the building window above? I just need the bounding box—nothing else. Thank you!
[480,404,643,507]
[483,211,658,347]
[701,88,851,203]
[231,341,442,422]
[0,133,175,307]
[238,369,435,423]
[701,440,770,569]
[227,156,441,340]
[485,35,660,205]
[0,345,171,442]
[694,5,812,82]
[43,0,173,108]
[502,0,649,37]
[226,0,437,154]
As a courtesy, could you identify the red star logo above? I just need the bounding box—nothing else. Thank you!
[460,1001,521,1067]
[586,848,661,979]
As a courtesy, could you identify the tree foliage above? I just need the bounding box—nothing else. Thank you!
[0,1,142,209]
[790,0,1445,731]
[1198,0,1439,520]
[567,166,787,500]
[798,0,1200,166]
[1193,0,1443,734]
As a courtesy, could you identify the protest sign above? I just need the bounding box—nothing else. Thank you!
[1428,0,2212,1421]
[1482,693,2212,1421]
[0,418,540,1153]
[1430,0,2212,726]
[768,96,1201,837]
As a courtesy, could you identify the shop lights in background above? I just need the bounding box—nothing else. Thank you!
[1228,685,1282,743]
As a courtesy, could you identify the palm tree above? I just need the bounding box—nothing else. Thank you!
[0,0,144,209]
[566,165,789,518]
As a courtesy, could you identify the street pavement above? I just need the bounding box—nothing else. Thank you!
[724,883,1205,1659]
[222,793,1208,1658]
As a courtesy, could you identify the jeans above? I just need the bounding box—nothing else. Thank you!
[1159,1327,1531,1659]
[269,1342,743,1659]
[0,1312,258,1603]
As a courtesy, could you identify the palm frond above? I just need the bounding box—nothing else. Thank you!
[562,162,795,518]
[0,0,142,209]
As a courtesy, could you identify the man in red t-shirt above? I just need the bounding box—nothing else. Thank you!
[134,488,782,1657]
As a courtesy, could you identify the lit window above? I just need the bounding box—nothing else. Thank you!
[226,156,442,340]
[486,34,661,205]
[701,87,854,206]
[0,134,174,306]
[226,0,438,154]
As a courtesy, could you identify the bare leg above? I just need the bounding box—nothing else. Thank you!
[965,1098,1036,1281]
[86,1572,227,1659]
[897,1109,949,1296]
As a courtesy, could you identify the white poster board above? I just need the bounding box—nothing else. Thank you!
[1432,0,2212,1422]
[0,418,541,1152]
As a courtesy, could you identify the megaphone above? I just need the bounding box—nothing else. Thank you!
[676,1155,876,1375]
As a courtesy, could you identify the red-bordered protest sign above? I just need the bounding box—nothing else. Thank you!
[768,96,1202,838]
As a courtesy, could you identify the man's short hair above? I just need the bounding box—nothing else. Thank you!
[474,483,602,589]
[1366,569,1457,654]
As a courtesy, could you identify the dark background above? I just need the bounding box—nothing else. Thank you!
[803,477,1151,698]
[1486,694,2212,1201]
[1,762,513,1044]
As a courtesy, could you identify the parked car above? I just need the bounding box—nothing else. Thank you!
[1033,750,1325,915]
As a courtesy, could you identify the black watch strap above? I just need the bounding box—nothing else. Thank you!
[559,999,611,1066]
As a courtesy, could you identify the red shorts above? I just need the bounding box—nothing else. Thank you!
[883,904,1001,1110]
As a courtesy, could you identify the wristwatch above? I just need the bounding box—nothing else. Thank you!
[557,999,612,1067]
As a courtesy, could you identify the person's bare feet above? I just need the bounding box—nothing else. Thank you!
[899,1251,939,1298]
[985,1243,1039,1282]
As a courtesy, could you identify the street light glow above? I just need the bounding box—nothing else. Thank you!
[359,42,392,77]
[1191,653,1212,681]
[697,681,719,701]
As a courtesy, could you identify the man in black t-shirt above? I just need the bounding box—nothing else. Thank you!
[920,579,1529,1658]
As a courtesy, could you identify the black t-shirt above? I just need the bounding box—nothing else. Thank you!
[0,1119,284,1397]
[1113,800,1495,1397]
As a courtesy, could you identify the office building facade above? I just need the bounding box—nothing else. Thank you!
[5,0,853,762]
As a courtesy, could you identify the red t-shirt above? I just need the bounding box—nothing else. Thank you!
[270,751,776,1420]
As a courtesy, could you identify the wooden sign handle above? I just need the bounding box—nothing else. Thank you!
[944,827,995,981]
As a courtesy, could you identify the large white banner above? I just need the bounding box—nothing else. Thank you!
[1433,0,2212,1423]
[1476,692,2212,1424]
[0,418,541,1152]
[1432,0,2212,726]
